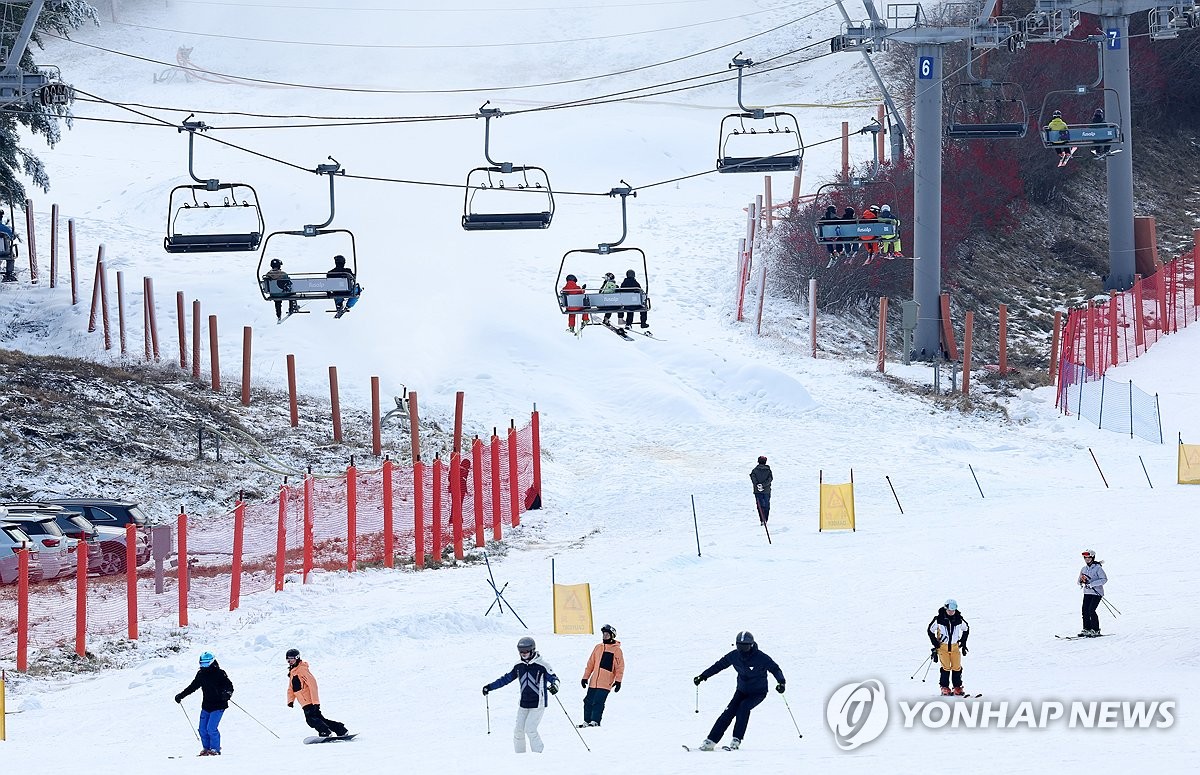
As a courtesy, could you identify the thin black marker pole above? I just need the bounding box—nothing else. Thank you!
[968,464,985,498]
[690,495,701,557]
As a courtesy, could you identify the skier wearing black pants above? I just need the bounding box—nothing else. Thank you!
[692,631,786,751]
[750,456,772,525]
[1078,550,1107,637]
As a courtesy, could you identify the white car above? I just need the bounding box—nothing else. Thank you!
[54,510,151,575]
[0,522,45,584]
[0,512,81,579]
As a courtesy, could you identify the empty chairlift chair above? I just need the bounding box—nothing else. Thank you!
[945,81,1029,140]
[462,103,554,231]
[164,117,265,253]
[716,55,804,174]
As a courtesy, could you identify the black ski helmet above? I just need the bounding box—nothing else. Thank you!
[735,631,756,653]
[333,254,346,266]
[517,636,537,660]
[286,648,300,660]
[601,624,616,639]
[1052,110,1062,118]
[270,258,283,269]
[626,269,636,278]
[565,274,578,282]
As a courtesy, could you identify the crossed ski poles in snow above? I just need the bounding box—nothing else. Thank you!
[482,551,527,627]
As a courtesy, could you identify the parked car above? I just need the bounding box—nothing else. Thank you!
[52,509,151,574]
[0,510,79,579]
[45,499,152,532]
[0,522,45,584]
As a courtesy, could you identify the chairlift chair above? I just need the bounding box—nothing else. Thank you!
[164,117,265,253]
[812,180,901,246]
[462,103,554,231]
[555,183,650,319]
[945,81,1029,140]
[1038,87,1124,149]
[716,55,804,174]
[256,159,360,314]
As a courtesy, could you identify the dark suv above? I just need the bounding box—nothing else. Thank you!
[45,499,152,531]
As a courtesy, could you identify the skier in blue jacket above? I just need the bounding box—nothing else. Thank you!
[692,631,786,751]
[483,637,560,753]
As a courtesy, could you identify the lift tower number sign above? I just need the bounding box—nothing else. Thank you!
[1106,29,1120,49]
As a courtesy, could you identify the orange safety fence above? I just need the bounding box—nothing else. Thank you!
[0,421,539,664]
[1057,249,1198,414]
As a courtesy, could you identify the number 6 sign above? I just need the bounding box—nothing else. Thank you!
[918,56,934,79]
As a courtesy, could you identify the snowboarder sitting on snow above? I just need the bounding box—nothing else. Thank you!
[580,624,624,727]
[483,636,560,753]
[286,648,350,738]
[174,651,234,756]
[692,630,785,751]
[1045,110,1071,161]
[927,599,970,696]
[1078,550,1107,637]
[262,258,300,320]
[750,456,772,525]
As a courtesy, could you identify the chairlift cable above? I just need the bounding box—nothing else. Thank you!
[107,2,801,50]
[172,0,736,11]
[41,5,834,97]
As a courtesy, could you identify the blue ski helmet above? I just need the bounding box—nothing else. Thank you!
[199,651,215,667]
[944,599,958,611]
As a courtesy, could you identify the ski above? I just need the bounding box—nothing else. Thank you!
[722,746,740,751]
[1057,147,1078,167]
[682,745,717,752]
[1055,633,1109,641]
[600,321,634,341]
[622,326,663,341]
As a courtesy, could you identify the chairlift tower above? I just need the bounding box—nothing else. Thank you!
[833,0,1196,359]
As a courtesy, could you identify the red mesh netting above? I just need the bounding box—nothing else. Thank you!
[0,422,539,662]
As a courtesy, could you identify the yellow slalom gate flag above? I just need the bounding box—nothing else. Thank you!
[552,583,594,635]
[819,482,856,531]
[1179,444,1200,484]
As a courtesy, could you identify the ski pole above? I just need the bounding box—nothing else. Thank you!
[552,693,590,751]
[230,699,280,739]
[695,683,700,714]
[178,702,200,742]
[909,653,931,679]
[1099,596,1121,616]
[921,658,934,682]
[779,691,804,738]
[485,692,491,734]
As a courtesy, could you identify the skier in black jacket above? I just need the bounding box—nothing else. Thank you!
[750,456,772,525]
[619,269,648,329]
[692,631,786,750]
[174,651,234,756]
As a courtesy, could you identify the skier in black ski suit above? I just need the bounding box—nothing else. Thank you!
[692,631,786,751]
[174,651,234,756]
[750,456,772,524]
[619,269,648,329]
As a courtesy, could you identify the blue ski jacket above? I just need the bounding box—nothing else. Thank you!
[486,655,559,709]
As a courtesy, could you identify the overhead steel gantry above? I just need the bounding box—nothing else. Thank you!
[831,0,1199,360]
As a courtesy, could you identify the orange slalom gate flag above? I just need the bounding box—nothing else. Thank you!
[819,482,856,531]
[1178,444,1200,484]
[552,583,593,635]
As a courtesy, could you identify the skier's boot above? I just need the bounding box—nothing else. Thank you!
[698,739,716,751]
[952,686,965,696]
[940,687,953,696]
[728,738,742,750]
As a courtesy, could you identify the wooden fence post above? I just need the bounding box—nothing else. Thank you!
[208,315,220,391]
[116,270,127,355]
[287,355,298,427]
[176,291,187,369]
[329,366,342,441]
[24,198,37,283]
[876,296,888,373]
[99,259,111,350]
[241,327,252,405]
[371,377,382,457]
[68,219,78,304]
[88,245,103,332]
[145,277,160,361]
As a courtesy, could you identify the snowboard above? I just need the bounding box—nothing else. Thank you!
[304,733,358,745]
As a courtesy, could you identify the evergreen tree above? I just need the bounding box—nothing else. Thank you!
[1,1,98,207]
